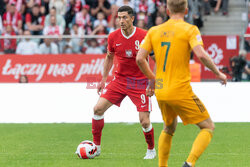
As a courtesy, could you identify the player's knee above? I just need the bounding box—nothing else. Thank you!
[93,105,105,115]
[200,121,215,131]
[139,118,150,129]
[210,122,215,131]
[164,126,176,136]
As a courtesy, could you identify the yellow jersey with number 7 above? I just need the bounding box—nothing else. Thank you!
[140,19,203,100]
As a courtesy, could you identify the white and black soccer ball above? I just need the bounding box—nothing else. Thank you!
[75,140,97,159]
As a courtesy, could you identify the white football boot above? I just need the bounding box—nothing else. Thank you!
[96,145,101,156]
[144,148,156,159]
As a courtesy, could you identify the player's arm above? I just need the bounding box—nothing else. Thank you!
[193,45,227,85]
[136,48,155,97]
[102,51,114,82]
[149,53,156,74]
[136,48,155,79]
[97,51,114,95]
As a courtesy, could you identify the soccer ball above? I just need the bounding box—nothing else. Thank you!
[75,140,97,159]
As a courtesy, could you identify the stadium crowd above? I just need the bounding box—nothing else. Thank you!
[0,0,228,55]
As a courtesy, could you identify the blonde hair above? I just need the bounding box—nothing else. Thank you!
[167,0,187,14]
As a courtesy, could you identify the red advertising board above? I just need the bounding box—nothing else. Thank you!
[194,35,239,80]
[0,36,240,82]
[0,54,114,83]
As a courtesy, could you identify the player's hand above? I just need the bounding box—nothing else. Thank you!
[146,79,155,97]
[216,72,227,86]
[97,80,105,95]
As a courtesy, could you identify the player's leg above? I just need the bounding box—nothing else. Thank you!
[158,101,177,167]
[139,111,156,159]
[175,96,213,167]
[92,97,113,156]
[128,89,156,159]
[92,80,126,156]
[184,117,215,167]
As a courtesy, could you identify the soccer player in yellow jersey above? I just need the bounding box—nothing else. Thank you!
[136,0,227,166]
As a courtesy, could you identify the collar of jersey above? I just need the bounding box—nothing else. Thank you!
[121,27,136,39]
[169,18,184,22]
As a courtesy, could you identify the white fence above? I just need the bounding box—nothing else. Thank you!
[0,82,249,123]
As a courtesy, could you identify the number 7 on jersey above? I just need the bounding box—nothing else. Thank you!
[161,42,171,72]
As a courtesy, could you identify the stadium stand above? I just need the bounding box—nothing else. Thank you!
[0,0,208,55]
[201,0,246,35]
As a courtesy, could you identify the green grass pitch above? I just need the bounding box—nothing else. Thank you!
[0,123,250,167]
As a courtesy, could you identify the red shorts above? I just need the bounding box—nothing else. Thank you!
[100,77,152,112]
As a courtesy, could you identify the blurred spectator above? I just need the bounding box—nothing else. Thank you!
[0,24,16,54]
[91,24,108,52]
[45,6,66,32]
[74,5,92,34]
[115,0,135,8]
[203,0,228,15]
[93,12,108,28]
[245,61,250,81]
[70,24,84,53]
[19,74,28,83]
[221,0,229,15]
[137,19,147,30]
[74,0,84,12]
[2,1,23,34]
[137,12,147,25]
[0,0,8,16]
[134,0,155,28]
[108,17,120,33]
[155,16,164,26]
[244,23,250,52]
[85,39,103,54]
[9,0,24,12]
[0,16,3,34]
[19,1,27,23]
[16,30,39,55]
[39,38,59,54]
[59,29,73,53]
[185,0,195,24]
[41,0,50,15]
[134,0,155,14]
[65,0,77,28]
[192,0,204,29]
[156,4,168,22]
[90,0,111,18]
[25,0,42,10]
[230,50,249,82]
[107,4,118,32]
[49,0,67,15]
[43,15,63,35]
[203,0,221,15]
[25,4,45,35]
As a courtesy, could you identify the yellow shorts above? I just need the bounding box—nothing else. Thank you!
[157,95,210,126]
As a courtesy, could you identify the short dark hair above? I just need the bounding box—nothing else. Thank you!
[118,6,134,17]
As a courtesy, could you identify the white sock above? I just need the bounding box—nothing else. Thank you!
[142,124,152,133]
[93,114,104,120]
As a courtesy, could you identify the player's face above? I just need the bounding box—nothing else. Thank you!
[117,12,134,30]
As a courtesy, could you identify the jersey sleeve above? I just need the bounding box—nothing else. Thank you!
[140,28,153,53]
[189,26,203,49]
[107,33,114,53]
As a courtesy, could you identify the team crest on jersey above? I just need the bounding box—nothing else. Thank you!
[125,50,133,58]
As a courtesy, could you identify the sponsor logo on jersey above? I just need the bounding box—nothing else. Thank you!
[116,43,122,46]
[102,88,107,94]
